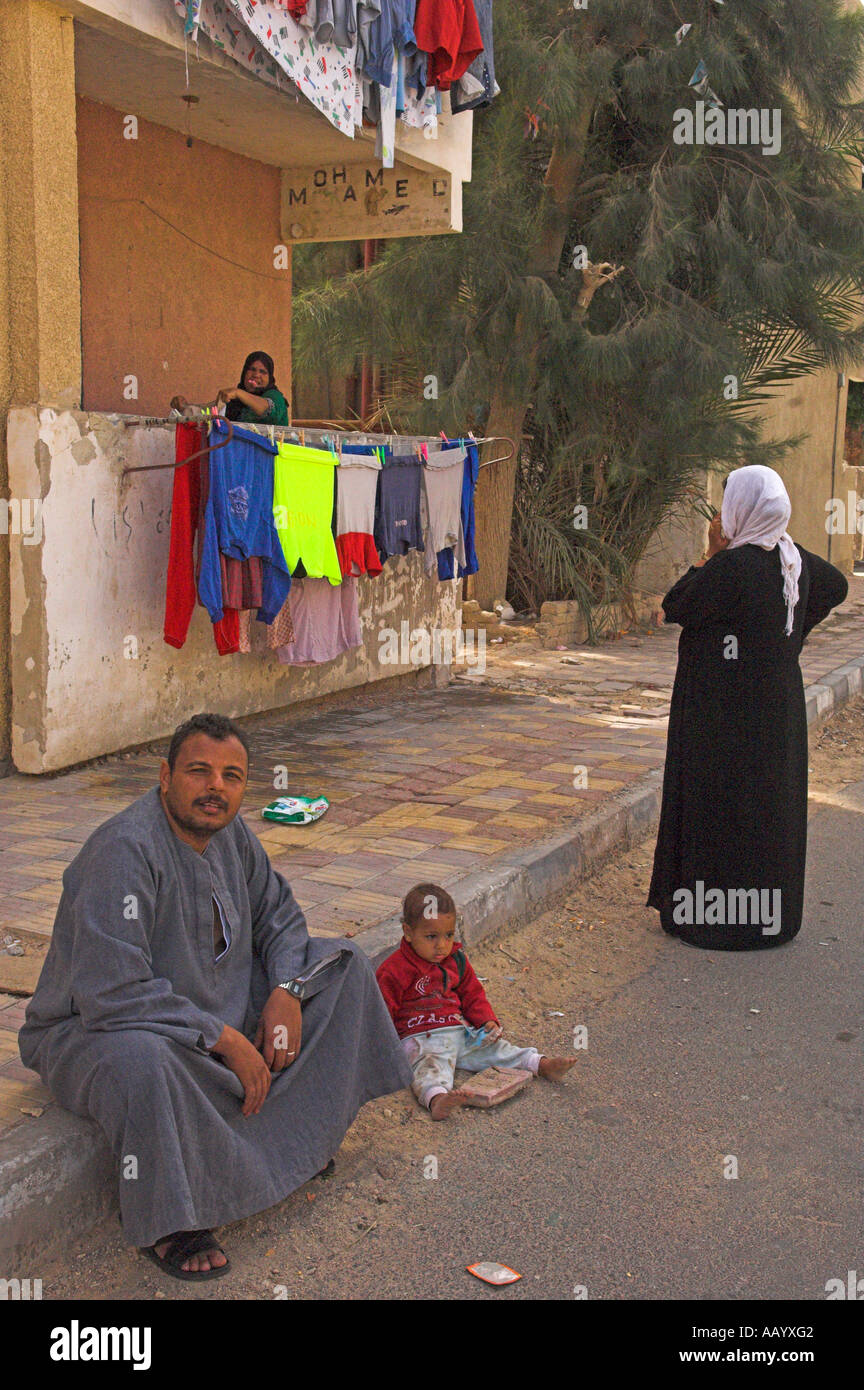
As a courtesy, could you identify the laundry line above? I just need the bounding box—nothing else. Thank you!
[118,413,515,477]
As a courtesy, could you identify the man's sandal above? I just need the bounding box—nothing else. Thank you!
[140,1229,230,1282]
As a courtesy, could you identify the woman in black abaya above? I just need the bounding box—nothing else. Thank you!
[647,465,848,950]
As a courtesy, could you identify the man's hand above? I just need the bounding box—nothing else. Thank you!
[211,1025,271,1117]
[254,988,303,1073]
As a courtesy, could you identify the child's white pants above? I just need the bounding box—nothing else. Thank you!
[401,1024,541,1109]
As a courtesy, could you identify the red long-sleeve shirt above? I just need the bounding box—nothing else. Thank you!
[376,937,498,1039]
[163,423,239,654]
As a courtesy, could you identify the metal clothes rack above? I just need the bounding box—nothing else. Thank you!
[117,413,515,476]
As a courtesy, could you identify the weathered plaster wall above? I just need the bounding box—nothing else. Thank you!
[77,97,292,417]
[0,1,82,776]
[8,408,460,774]
[634,487,711,598]
[748,370,854,568]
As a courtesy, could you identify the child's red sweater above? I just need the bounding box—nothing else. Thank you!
[376,938,498,1039]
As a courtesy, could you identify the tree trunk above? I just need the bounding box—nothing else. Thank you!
[468,394,533,608]
[470,102,596,608]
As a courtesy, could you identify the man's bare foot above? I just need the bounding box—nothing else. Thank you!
[428,1091,468,1120]
[538,1056,579,1081]
[154,1234,228,1274]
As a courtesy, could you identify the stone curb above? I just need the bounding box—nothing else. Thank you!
[804,654,864,726]
[2,659,861,1271]
[359,768,665,969]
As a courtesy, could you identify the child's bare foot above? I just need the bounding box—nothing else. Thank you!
[428,1090,468,1120]
[538,1056,579,1081]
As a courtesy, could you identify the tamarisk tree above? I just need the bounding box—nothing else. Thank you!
[293,0,864,610]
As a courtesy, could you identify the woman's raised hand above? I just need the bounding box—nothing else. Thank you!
[707,513,730,558]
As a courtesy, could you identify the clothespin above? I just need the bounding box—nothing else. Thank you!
[300,428,306,446]
[267,424,275,445]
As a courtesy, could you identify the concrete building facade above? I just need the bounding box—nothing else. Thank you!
[0,0,475,775]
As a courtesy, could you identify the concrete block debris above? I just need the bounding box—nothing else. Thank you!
[458,1066,533,1107]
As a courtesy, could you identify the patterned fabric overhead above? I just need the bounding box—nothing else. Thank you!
[174,1,497,145]
[176,0,362,136]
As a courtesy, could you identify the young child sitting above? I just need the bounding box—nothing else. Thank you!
[376,883,578,1120]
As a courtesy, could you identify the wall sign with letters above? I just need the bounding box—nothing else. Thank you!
[281,162,456,242]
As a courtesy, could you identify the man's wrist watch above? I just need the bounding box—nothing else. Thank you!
[275,949,349,1004]
[277,978,305,1001]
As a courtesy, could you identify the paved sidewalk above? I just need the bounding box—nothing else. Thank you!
[0,578,861,1143]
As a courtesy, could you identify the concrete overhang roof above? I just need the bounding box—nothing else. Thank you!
[67,0,470,178]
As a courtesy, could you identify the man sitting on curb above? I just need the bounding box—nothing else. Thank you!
[19,712,411,1281]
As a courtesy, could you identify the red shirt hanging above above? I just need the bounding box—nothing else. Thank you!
[414,0,484,90]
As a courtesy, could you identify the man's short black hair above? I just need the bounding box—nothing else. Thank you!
[167,713,251,772]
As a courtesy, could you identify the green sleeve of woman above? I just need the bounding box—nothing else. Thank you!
[237,387,290,426]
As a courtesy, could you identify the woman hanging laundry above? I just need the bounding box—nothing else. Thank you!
[170,351,290,426]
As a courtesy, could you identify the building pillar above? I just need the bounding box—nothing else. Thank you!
[0,0,81,773]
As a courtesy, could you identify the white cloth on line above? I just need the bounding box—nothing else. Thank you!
[421,447,466,574]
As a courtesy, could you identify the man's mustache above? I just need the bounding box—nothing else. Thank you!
[194,797,228,810]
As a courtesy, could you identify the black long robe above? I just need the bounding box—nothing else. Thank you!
[647,543,848,950]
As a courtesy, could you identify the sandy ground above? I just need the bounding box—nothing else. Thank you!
[35,696,864,1300]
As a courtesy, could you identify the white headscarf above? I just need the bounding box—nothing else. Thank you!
[721,465,801,636]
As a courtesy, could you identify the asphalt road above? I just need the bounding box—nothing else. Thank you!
[298,781,864,1301]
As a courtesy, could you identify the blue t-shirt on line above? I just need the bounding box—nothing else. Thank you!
[437,440,480,580]
[198,418,291,625]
